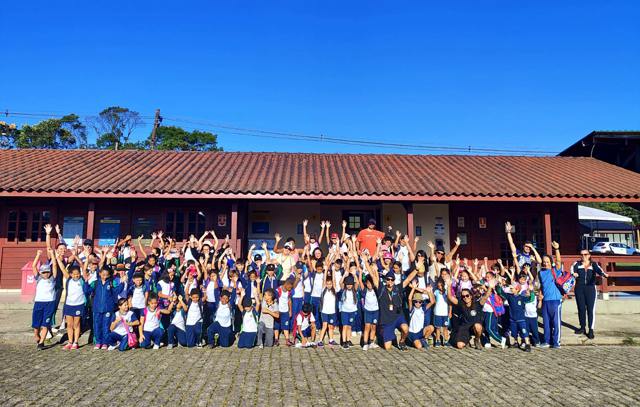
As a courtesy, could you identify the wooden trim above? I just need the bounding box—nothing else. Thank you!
[86,202,95,240]
[0,191,639,203]
[404,203,414,241]
[544,210,552,254]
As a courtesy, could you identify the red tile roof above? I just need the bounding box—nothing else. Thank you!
[1,149,639,201]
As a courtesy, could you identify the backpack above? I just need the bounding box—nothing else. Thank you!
[552,266,575,295]
[123,314,139,348]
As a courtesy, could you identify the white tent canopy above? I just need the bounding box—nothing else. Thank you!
[578,205,633,223]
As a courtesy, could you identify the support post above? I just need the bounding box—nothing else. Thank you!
[231,202,238,254]
[87,202,95,241]
[544,209,552,255]
[404,203,414,241]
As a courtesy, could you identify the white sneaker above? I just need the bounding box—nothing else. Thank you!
[259,345,264,349]
[484,343,492,349]
[153,345,160,350]
[362,344,369,351]
[295,343,303,348]
[107,345,117,351]
[370,342,379,349]
[500,337,507,349]
[167,344,173,350]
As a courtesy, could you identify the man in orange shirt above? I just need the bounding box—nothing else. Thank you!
[356,218,385,255]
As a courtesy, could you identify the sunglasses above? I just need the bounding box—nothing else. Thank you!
[461,294,471,299]
[414,300,423,304]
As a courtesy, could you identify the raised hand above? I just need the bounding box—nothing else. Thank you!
[320,221,325,228]
[250,244,256,251]
[427,241,435,250]
[342,220,347,228]
[551,241,560,250]
[396,230,401,238]
[326,221,331,228]
[274,233,281,242]
[414,236,419,243]
[505,221,512,233]
[261,241,268,250]
[55,224,61,236]
[455,236,461,246]
[44,224,53,235]
[157,231,164,238]
[151,232,157,240]
[303,219,308,227]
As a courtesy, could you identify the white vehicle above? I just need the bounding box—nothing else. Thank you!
[591,241,640,255]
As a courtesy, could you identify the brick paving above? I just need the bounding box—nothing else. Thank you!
[1,344,639,406]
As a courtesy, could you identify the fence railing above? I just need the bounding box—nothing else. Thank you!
[560,255,640,294]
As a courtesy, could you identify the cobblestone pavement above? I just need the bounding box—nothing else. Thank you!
[1,344,639,407]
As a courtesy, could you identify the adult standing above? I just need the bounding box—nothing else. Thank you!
[571,250,608,339]
[537,242,563,348]
[356,219,385,255]
[377,273,409,350]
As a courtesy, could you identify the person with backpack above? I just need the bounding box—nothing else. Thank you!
[480,271,508,349]
[237,290,259,349]
[292,303,317,348]
[571,249,608,339]
[537,242,564,349]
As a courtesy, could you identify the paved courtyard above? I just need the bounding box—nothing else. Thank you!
[0,344,639,406]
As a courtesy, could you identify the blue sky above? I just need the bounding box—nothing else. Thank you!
[2,1,639,154]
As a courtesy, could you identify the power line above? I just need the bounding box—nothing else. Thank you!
[2,109,560,156]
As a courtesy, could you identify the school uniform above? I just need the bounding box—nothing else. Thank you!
[504,291,532,340]
[539,267,563,347]
[89,278,124,346]
[275,287,292,331]
[340,289,358,327]
[320,289,337,326]
[128,284,147,321]
[106,311,138,351]
[32,276,56,329]
[167,309,187,347]
[185,300,204,347]
[407,304,427,345]
[524,290,540,345]
[309,272,324,329]
[203,278,219,325]
[291,275,305,321]
[207,302,234,347]
[237,309,259,348]
[433,290,449,329]
[140,307,165,347]
[292,311,316,340]
[63,278,88,318]
[378,286,406,343]
[482,291,505,344]
[361,288,380,325]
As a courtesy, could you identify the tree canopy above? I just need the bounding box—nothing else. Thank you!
[10,114,87,149]
[88,106,143,150]
[150,125,221,151]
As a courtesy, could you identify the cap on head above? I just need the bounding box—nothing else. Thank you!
[330,232,339,239]
[368,218,376,226]
[83,239,94,246]
[295,261,304,270]
[413,293,424,301]
[39,264,51,273]
[254,254,263,261]
[344,275,355,286]
[284,242,293,250]
[383,252,393,260]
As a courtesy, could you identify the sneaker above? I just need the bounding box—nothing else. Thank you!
[214,334,220,347]
[444,342,452,348]
[484,343,492,349]
[433,342,440,348]
[539,343,550,348]
[370,342,379,349]
[316,341,324,347]
[551,344,561,349]
[196,343,203,348]
[71,343,79,350]
[341,343,349,349]
[500,337,507,349]
[329,340,338,346]
[286,340,293,347]
[107,345,117,351]
[574,327,585,335]
[63,343,72,350]
[258,344,264,349]
[362,344,369,351]
[37,343,45,351]
[420,339,429,349]
[274,339,280,347]
[295,343,303,348]
[167,344,174,350]
[152,344,160,350]
[101,345,108,350]
[399,343,408,351]
[519,342,526,349]
[587,330,595,339]
[524,344,532,352]
[347,340,353,347]
[94,344,102,350]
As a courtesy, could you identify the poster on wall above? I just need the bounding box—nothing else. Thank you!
[434,217,445,237]
[62,216,85,246]
[217,214,227,227]
[479,217,487,229]
[458,233,468,245]
[98,217,120,246]
[457,216,465,228]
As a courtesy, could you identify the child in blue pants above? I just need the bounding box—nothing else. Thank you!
[89,266,124,350]
[185,290,204,347]
[139,293,173,349]
[167,295,187,349]
[107,299,139,351]
[207,290,234,347]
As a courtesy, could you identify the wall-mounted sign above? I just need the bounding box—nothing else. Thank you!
[457,217,465,228]
[434,217,445,237]
[217,214,227,227]
[458,233,468,245]
[479,217,487,229]
[415,226,422,237]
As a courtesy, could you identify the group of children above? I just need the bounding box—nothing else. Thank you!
[30,219,572,352]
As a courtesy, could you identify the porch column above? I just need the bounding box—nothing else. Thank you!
[231,202,239,254]
[544,209,552,254]
[404,203,414,240]
[87,202,95,240]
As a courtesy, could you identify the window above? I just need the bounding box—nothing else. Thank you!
[7,209,51,242]
[133,217,156,245]
[348,215,361,230]
[62,216,85,245]
[165,210,206,241]
[98,217,121,246]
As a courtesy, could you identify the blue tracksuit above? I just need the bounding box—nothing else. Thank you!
[89,278,124,345]
[539,267,563,347]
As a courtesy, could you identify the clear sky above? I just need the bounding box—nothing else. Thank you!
[2,1,639,154]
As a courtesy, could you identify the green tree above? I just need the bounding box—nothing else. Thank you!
[150,125,222,151]
[0,121,19,149]
[13,114,87,149]
[88,106,143,150]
